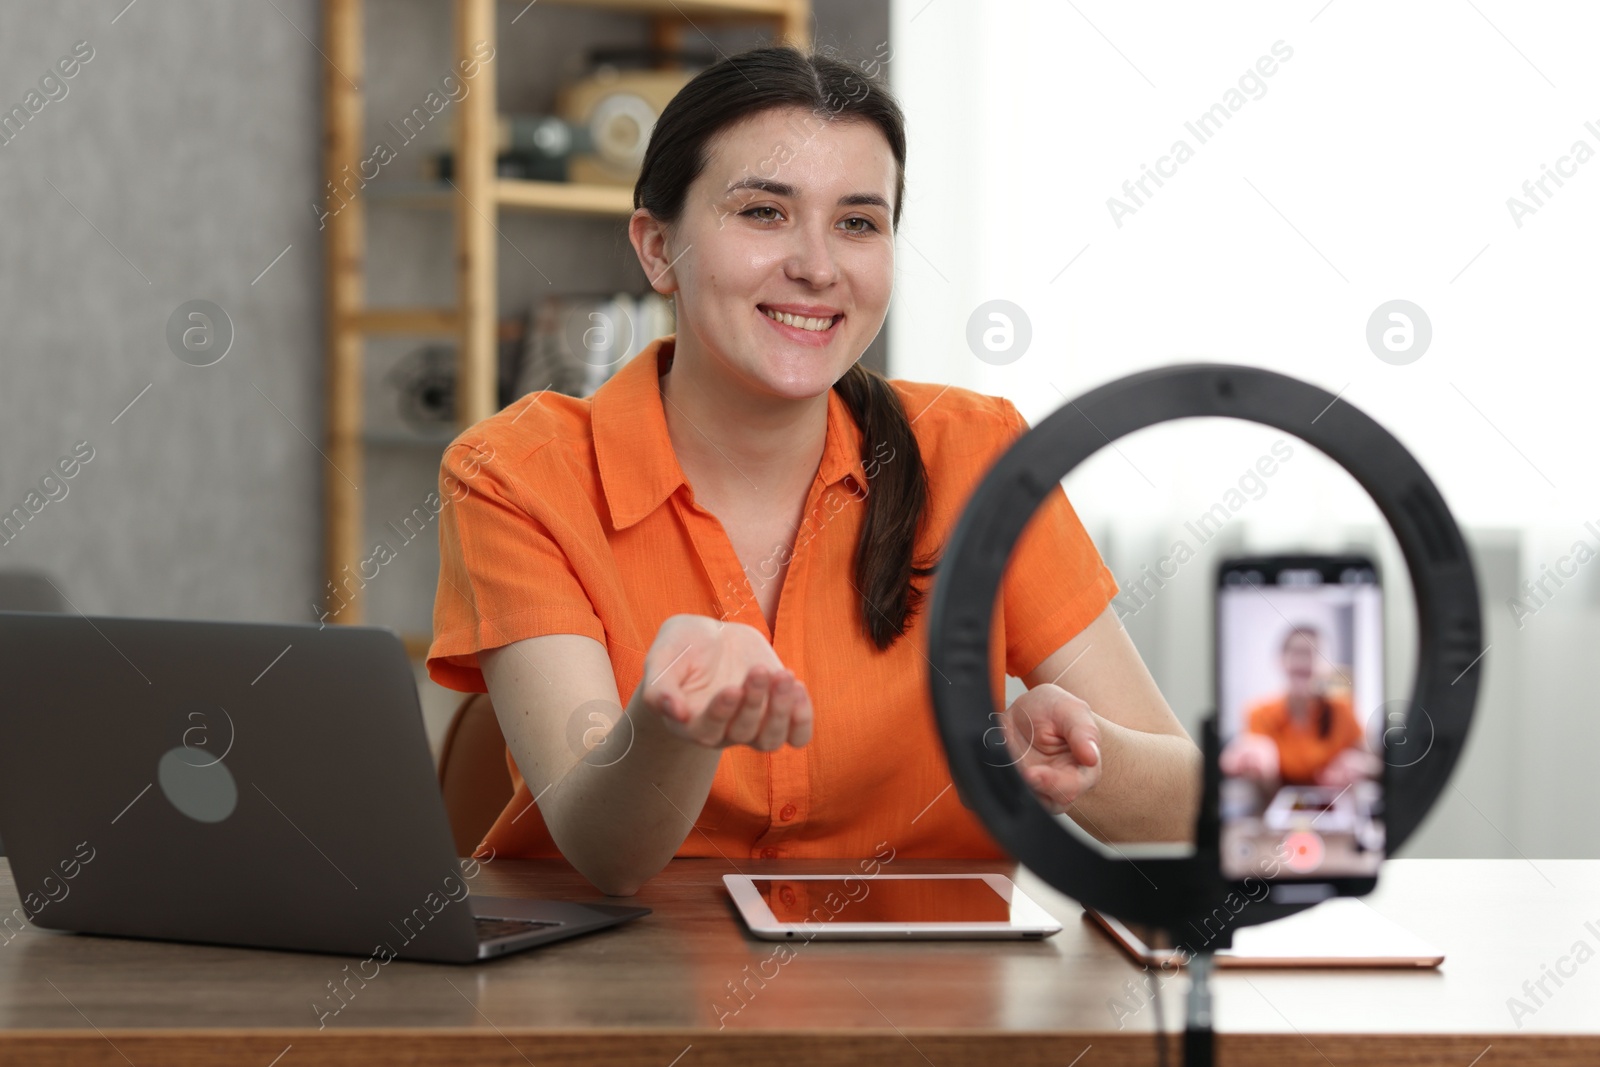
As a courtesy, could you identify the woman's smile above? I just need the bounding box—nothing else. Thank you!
[757,303,844,347]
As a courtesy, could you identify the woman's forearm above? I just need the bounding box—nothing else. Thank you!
[1066,716,1202,844]
[532,688,723,897]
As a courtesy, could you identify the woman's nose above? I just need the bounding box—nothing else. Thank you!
[784,224,838,285]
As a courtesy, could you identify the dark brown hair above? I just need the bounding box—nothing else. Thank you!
[633,45,934,650]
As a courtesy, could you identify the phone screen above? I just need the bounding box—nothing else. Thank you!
[1215,555,1385,889]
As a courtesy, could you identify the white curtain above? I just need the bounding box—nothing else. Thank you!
[889,0,1600,859]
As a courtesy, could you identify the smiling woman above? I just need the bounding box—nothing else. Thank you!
[426,46,1199,897]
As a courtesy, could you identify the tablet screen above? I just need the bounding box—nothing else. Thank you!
[749,877,1012,923]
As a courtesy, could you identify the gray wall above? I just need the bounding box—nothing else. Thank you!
[1,2,326,623]
[0,0,889,748]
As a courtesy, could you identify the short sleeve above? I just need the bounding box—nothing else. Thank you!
[996,400,1120,678]
[426,437,605,693]
[1246,698,1281,737]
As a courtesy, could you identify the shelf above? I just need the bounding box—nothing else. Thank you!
[537,0,799,17]
[366,179,636,218]
[497,178,635,216]
[323,0,809,630]
[347,307,461,335]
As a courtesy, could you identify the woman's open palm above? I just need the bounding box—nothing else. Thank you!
[640,614,814,751]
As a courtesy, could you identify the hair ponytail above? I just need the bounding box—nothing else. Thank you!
[832,362,937,649]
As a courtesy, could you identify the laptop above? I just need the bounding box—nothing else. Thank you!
[0,611,648,963]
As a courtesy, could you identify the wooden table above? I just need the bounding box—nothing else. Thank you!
[0,857,1594,1065]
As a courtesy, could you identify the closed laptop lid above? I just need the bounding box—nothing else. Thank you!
[0,612,482,962]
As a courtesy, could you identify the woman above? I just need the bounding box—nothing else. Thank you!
[1220,625,1379,787]
[426,46,1200,896]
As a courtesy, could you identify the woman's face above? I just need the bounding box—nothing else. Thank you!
[1282,632,1319,690]
[651,106,897,400]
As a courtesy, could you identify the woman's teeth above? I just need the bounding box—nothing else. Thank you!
[763,307,836,332]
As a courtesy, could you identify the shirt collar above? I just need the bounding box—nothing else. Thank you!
[818,372,870,490]
[592,334,869,530]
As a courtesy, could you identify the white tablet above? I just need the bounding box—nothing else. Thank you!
[723,873,1063,940]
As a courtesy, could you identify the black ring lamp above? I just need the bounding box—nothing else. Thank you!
[927,364,1484,936]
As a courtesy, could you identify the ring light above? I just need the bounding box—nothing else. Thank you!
[927,364,1483,934]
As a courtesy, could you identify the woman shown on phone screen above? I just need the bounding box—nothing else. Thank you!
[1221,624,1381,789]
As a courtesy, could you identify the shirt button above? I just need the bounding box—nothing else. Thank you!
[779,803,797,821]
[780,886,797,906]
[760,847,778,859]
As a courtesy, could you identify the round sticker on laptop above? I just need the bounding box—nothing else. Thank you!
[157,745,238,823]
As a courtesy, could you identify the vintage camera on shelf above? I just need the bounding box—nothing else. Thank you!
[426,116,591,183]
[433,48,709,186]
[384,316,528,434]
[385,291,674,434]
[513,290,675,400]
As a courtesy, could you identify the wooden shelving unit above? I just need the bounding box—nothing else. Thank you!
[320,0,810,655]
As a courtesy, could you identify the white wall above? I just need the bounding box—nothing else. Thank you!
[893,0,1600,859]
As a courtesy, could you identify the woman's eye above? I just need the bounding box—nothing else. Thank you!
[740,207,880,233]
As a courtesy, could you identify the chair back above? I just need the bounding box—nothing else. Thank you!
[436,693,514,857]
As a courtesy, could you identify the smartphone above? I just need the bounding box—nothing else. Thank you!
[1214,554,1384,897]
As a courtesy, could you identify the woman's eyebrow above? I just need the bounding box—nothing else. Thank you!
[724,176,890,212]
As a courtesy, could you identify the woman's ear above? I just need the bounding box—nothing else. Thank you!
[628,209,681,296]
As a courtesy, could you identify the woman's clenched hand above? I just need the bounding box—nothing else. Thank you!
[997,683,1102,814]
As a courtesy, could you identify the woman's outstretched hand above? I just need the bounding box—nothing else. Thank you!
[639,614,813,751]
[1315,745,1381,789]
[998,683,1102,814]
[1219,732,1280,783]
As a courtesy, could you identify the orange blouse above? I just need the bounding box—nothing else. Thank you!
[1245,691,1364,785]
[426,334,1119,863]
